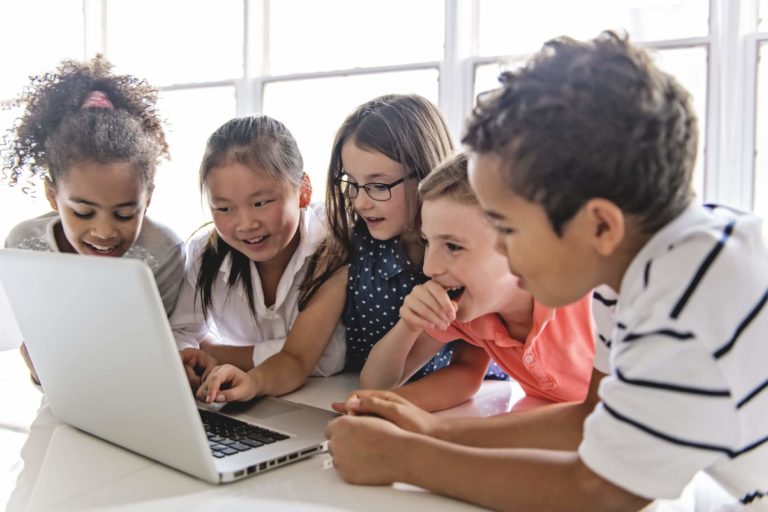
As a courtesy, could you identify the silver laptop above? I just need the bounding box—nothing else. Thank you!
[0,248,339,484]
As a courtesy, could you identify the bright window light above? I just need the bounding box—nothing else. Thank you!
[0,0,83,99]
[151,86,237,239]
[477,0,708,57]
[263,69,440,201]
[106,0,243,86]
[755,43,768,237]
[269,0,444,74]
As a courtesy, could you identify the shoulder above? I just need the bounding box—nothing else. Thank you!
[125,217,185,270]
[5,212,58,251]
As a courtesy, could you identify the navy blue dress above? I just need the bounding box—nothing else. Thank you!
[342,225,453,379]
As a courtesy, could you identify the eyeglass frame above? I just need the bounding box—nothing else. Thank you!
[335,170,419,201]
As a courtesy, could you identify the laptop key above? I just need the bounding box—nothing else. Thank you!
[230,442,252,452]
[212,452,226,458]
[240,438,263,448]
[221,447,238,456]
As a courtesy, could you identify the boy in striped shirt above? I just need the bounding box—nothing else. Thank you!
[325,31,767,510]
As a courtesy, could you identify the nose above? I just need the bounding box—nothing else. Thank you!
[422,245,443,278]
[235,209,260,232]
[90,217,118,240]
[352,190,373,211]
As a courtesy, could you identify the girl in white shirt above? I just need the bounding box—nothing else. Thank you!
[172,116,345,389]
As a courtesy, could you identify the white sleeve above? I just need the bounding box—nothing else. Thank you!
[169,253,211,351]
[591,286,616,374]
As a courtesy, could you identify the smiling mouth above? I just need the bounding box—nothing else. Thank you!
[364,217,384,223]
[243,235,268,245]
[446,286,465,300]
[83,241,118,254]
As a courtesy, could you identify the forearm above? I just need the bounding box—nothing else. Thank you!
[400,435,648,512]
[360,321,421,389]
[247,350,312,397]
[395,347,489,412]
[200,341,254,371]
[435,369,605,450]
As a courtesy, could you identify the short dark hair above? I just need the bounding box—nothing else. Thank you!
[462,31,698,235]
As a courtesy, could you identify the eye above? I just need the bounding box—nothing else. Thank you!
[114,212,137,221]
[368,183,390,193]
[72,210,95,219]
[445,242,464,252]
[254,199,274,208]
[212,206,232,213]
[494,226,515,235]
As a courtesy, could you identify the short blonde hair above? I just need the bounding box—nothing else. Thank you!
[418,153,477,206]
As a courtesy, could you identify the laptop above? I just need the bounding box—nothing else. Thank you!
[0,248,340,484]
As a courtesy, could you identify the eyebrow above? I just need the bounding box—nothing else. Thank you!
[70,198,139,208]
[421,231,469,244]
[210,190,275,202]
[343,170,398,181]
[482,209,507,221]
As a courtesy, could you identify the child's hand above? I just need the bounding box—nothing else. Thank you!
[332,389,441,437]
[180,348,218,390]
[196,364,258,404]
[399,280,457,332]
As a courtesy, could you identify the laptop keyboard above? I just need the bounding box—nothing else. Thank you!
[199,409,290,458]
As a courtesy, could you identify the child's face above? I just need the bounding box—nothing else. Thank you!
[468,153,599,308]
[421,197,530,323]
[340,140,411,241]
[206,162,302,266]
[45,161,150,257]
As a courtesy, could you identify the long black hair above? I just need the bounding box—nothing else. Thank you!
[195,115,304,319]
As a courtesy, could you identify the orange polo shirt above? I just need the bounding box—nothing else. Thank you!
[425,294,595,402]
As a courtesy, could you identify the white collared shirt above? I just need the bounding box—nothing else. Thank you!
[170,204,345,377]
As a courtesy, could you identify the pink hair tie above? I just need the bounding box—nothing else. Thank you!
[80,90,113,110]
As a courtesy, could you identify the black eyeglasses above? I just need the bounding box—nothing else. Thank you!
[335,171,418,201]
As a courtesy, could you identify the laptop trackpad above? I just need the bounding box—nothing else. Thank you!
[244,399,302,419]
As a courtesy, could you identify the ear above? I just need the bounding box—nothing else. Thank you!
[299,173,312,209]
[580,198,625,257]
[44,178,59,211]
[144,186,153,210]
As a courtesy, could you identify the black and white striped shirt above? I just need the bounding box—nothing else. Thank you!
[579,203,768,506]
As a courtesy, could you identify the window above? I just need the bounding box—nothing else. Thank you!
[264,70,439,200]
[755,42,768,236]
[1,1,766,244]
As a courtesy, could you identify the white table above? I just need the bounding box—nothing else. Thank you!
[0,349,737,511]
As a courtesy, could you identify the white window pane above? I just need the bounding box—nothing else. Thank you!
[106,0,243,86]
[269,0,444,75]
[760,0,768,31]
[0,0,83,99]
[754,43,768,237]
[263,70,440,201]
[152,87,237,239]
[477,0,708,57]
[471,46,707,198]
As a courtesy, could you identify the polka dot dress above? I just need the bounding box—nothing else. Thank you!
[342,225,453,379]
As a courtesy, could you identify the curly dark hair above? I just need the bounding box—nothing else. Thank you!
[462,31,698,235]
[1,55,169,189]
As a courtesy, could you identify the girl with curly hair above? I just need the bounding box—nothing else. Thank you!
[2,56,185,383]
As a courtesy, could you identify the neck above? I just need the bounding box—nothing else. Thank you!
[255,230,301,307]
[497,295,535,342]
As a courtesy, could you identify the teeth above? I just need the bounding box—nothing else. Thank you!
[87,242,115,252]
[245,236,267,244]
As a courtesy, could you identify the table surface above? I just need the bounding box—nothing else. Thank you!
[0,349,737,511]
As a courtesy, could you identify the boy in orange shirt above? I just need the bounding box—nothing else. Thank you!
[359,153,595,411]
